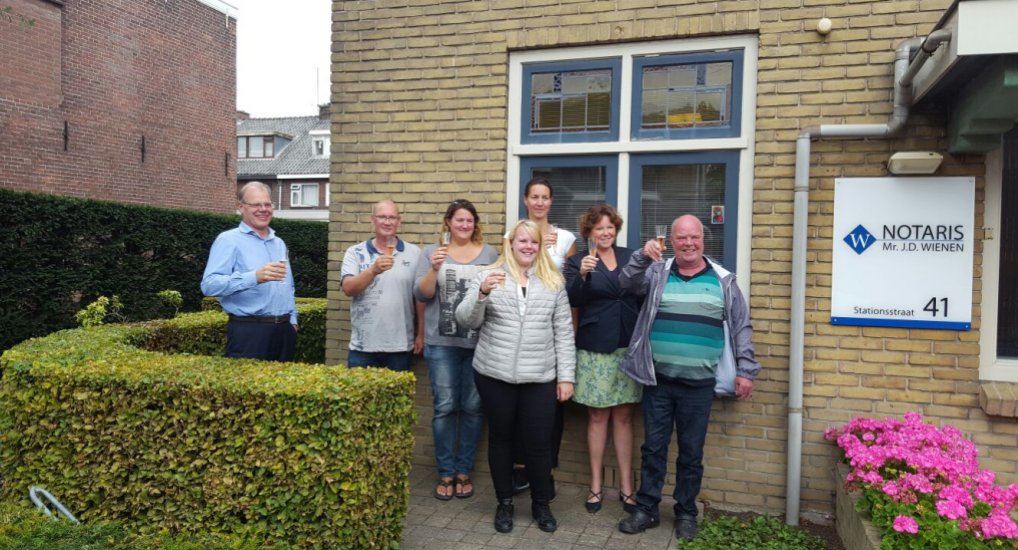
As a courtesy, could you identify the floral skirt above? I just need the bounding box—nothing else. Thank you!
[573,348,642,408]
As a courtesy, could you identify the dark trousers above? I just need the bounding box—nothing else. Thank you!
[225,319,296,361]
[474,372,556,502]
[634,379,714,519]
[513,401,564,469]
[346,350,412,371]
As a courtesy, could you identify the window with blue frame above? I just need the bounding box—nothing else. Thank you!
[628,152,740,270]
[519,156,618,233]
[521,59,621,144]
[510,39,754,271]
[631,50,743,141]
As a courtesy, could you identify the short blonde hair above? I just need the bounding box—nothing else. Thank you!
[490,219,563,291]
[238,181,270,202]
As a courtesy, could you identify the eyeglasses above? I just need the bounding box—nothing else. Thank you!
[373,215,400,222]
[242,201,273,209]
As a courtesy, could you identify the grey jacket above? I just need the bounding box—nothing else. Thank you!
[619,250,760,388]
[455,268,576,385]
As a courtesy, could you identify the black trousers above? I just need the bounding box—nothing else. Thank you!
[474,372,556,502]
[225,319,297,361]
[514,402,564,469]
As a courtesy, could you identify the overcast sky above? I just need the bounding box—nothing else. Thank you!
[234,0,331,118]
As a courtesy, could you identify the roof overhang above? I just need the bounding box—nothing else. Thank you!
[237,131,295,140]
[910,0,1018,153]
[197,0,238,19]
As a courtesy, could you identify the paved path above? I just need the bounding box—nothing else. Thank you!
[402,463,681,549]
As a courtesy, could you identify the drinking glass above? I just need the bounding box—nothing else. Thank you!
[587,237,598,259]
[441,231,451,246]
[277,249,289,283]
[546,225,558,251]
[655,225,669,258]
[386,236,397,256]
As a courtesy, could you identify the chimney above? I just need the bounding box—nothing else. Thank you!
[236,110,250,121]
[318,103,330,120]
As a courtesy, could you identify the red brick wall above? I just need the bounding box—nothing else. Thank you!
[0,0,61,107]
[0,0,236,213]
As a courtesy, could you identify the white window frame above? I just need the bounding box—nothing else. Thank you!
[978,146,1018,382]
[506,35,758,297]
[311,132,330,159]
[290,183,320,208]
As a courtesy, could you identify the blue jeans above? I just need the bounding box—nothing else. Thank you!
[425,345,482,478]
[634,379,714,519]
[346,350,412,371]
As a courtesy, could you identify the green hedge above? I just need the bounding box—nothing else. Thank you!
[0,188,327,351]
[141,298,328,364]
[0,502,287,549]
[0,306,415,549]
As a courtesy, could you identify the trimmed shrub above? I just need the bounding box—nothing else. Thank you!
[0,307,414,548]
[0,188,327,351]
[0,501,285,549]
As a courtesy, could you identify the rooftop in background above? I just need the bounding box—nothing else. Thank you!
[236,115,329,179]
[235,106,330,221]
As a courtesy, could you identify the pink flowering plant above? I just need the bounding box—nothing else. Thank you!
[825,412,1018,549]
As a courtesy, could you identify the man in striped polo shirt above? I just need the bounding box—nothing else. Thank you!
[616,215,760,541]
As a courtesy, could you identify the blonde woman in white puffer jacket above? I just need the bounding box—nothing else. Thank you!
[455,219,575,535]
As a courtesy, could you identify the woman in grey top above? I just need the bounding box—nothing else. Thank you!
[414,199,498,501]
[455,219,575,534]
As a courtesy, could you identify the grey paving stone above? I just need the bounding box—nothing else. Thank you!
[404,463,680,550]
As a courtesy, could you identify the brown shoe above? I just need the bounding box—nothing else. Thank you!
[454,475,474,499]
[433,478,454,501]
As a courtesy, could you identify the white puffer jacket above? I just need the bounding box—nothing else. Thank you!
[455,268,576,385]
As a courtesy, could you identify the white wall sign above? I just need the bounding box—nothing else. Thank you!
[831,177,974,330]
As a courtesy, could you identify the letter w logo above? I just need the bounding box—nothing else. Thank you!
[843,224,876,255]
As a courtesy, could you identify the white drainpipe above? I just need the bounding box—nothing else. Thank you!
[785,29,952,526]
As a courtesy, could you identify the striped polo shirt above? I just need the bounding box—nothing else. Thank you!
[649,264,725,382]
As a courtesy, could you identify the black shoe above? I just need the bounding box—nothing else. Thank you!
[619,491,637,514]
[494,499,514,533]
[531,501,557,533]
[675,516,698,541]
[585,489,603,514]
[511,467,529,495]
[618,509,660,534]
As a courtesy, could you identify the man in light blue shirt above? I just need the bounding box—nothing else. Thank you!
[201,182,297,361]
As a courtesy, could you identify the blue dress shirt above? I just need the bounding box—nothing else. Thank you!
[201,222,297,325]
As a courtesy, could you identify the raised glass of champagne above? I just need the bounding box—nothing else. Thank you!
[655,225,668,258]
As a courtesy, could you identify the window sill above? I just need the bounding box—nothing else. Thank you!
[979,381,1018,418]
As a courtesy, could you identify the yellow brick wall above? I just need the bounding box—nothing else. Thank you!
[328,0,1018,519]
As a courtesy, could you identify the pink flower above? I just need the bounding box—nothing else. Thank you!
[937,485,973,508]
[936,498,968,520]
[882,482,899,497]
[830,412,1018,542]
[980,513,1018,539]
[893,515,919,534]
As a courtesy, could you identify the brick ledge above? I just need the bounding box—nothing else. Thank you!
[979,381,1018,417]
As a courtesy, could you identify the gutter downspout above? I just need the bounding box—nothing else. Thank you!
[785,29,951,526]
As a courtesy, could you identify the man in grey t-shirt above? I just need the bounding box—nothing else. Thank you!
[341,199,423,371]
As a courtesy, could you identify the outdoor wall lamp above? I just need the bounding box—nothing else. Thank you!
[887,151,944,175]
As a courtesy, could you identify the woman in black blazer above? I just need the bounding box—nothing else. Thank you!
[564,204,643,514]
